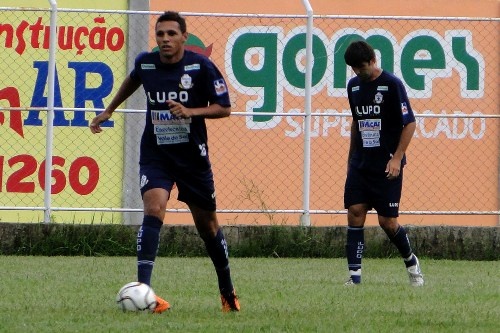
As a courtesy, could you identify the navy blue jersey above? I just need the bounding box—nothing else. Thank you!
[347,70,415,173]
[130,50,231,172]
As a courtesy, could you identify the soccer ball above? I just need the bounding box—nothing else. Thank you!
[116,282,157,312]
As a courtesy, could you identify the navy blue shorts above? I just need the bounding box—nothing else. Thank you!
[344,166,403,217]
[139,162,216,211]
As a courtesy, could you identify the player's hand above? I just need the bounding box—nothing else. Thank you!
[167,100,191,119]
[385,155,401,180]
[89,111,112,134]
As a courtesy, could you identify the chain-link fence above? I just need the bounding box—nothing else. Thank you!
[0,7,498,226]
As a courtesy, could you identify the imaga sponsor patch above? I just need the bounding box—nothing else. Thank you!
[358,119,381,131]
[151,110,192,125]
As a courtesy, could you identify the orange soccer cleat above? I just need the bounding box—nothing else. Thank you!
[220,290,240,312]
[152,295,171,314]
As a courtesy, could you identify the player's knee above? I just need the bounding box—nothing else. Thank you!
[379,217,399,235]
[347,205,368,223]
[196,220,219,239]
[143,204,165,220]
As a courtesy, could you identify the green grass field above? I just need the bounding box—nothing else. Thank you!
[0,256,498,333]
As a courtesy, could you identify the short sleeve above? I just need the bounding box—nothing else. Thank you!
[129,51,149,82]
[395,78,415,125]
[203,59,231,107]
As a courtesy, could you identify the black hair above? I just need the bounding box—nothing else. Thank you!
[344,40,376,67]
[156,11,187,33]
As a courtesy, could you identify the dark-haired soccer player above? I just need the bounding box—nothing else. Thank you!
[90,11,240,312]
[343,40,424,286]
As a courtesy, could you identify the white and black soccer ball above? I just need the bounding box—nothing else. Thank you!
[116,282,157,312]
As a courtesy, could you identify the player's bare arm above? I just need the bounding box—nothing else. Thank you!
[167,100,231,119]
[386,121,416,179]
[347,121,358,169]
[89,76,141,134]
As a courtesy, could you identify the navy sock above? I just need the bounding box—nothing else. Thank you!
[137,215,163,286]
[346,226,364,283]
[390,226,416,267]
[204,228,234,294]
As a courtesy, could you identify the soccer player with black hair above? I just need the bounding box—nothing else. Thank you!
[90,11,240,312]
[343,40,424,286]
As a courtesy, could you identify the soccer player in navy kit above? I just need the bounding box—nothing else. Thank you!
[90,11,240,312]
[343,40,424,286]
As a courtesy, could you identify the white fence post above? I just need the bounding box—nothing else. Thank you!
[299,0,313,226]
[43,0,58,223]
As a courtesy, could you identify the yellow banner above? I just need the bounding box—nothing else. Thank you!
[0,1,128,222]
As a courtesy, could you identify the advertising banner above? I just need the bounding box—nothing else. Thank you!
[149,0,499,226]
[0,0,498,226]
[0,0,128,222]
